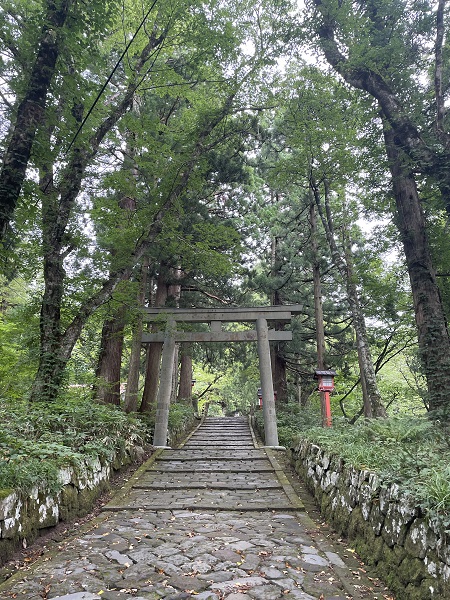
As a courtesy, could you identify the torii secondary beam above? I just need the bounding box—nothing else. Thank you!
[142,330,292,343]
[144,304,302,323]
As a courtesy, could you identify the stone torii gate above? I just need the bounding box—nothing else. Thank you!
[142,305,302,448]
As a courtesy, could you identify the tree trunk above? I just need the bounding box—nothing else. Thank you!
[94,306,126,405]
[178,347,193,402]
[311,177,386,417]
[270,215,288,403]
[0,0,73,240]
[29,152,65,402]
[124,257,149,413]
[171,345,179,404]
[271,347,287,403]
[140,342,163,413]
[310,199,329,424]
[344,241,384,418]
[384,125,450,415]
[29,242,65,401]
[140,267,169,413]
[93,193,136,405]
[168,267,182,404]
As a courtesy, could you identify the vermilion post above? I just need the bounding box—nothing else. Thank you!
[324,391,332,427]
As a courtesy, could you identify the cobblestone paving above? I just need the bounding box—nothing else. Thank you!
[0,417,390,600]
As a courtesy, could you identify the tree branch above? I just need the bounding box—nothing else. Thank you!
[194,374,223,401]
[180,287,231,304]
[313,0,434,167]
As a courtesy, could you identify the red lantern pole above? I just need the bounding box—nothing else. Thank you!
[323,391,332,427]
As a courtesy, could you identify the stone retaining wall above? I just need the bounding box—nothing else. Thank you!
[290,439,450,600]
[0,443,145,566]
[0,415,199,566]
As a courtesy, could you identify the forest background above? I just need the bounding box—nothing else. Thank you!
[2,0,450,519]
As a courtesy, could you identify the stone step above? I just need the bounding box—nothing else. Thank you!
[189,439,253,442]
[185,440,254,445]
[192,435,251,438]
[106,486,291,503]
[184,440,255,450]
[197,425,250,428]
[136,472,281,487]
[148,467,274,473]
[132,482,282,490]
[103,503,298,512]
[156,455,267,461]
[148,458,269,467]
[197,429,251,433]
[195,425,250,428]
[169,452,263,457]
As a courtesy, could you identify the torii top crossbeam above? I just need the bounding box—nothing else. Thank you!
[143,304,303,322]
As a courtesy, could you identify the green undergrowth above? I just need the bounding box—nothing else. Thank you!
[254,401,321,448]
[167,402,195,431]
[138,402,195,444]
[0,398,152,495]
[258,403,450,523]
[303,415,450,523]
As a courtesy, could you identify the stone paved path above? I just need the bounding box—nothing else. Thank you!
[0,417,390,600]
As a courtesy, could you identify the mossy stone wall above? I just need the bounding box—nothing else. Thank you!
[0,413,199,567]
[290,439,450,600]
[0,445,141,566]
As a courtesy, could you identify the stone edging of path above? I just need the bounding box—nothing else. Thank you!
[0,415,201,567]
[264,448,305,512]
[290,438,450,600]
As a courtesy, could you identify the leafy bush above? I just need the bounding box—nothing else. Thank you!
[418,466,450,513]
[297,416,436,473]
[168,402,195,430]
[290,413,450,520]
[0,397,151,494]
[255,401,321,447]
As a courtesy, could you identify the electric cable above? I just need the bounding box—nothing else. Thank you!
[65,0,160,157]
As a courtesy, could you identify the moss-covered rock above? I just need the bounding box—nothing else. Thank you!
[398,556,426,586]
[405,518,432,559]
[348,506,365,539]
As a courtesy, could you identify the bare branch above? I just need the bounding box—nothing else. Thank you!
[181,287,231,305]
[194,374,223,401]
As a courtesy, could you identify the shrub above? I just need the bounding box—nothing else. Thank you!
[288,412,450,522]
[0,397,151,494]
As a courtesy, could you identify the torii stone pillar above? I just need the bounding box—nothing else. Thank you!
[256,317,279,447]
[153,319,176,447]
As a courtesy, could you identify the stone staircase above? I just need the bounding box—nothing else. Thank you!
[104,416,304,513]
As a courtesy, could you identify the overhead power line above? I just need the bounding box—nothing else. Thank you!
[65,0,160,156]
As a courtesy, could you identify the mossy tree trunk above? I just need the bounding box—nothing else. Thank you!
[124,257,149,413]
[177,345,193,402]
[140,266,170,413]
[94,307,126,405]
[0,0,73,240]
